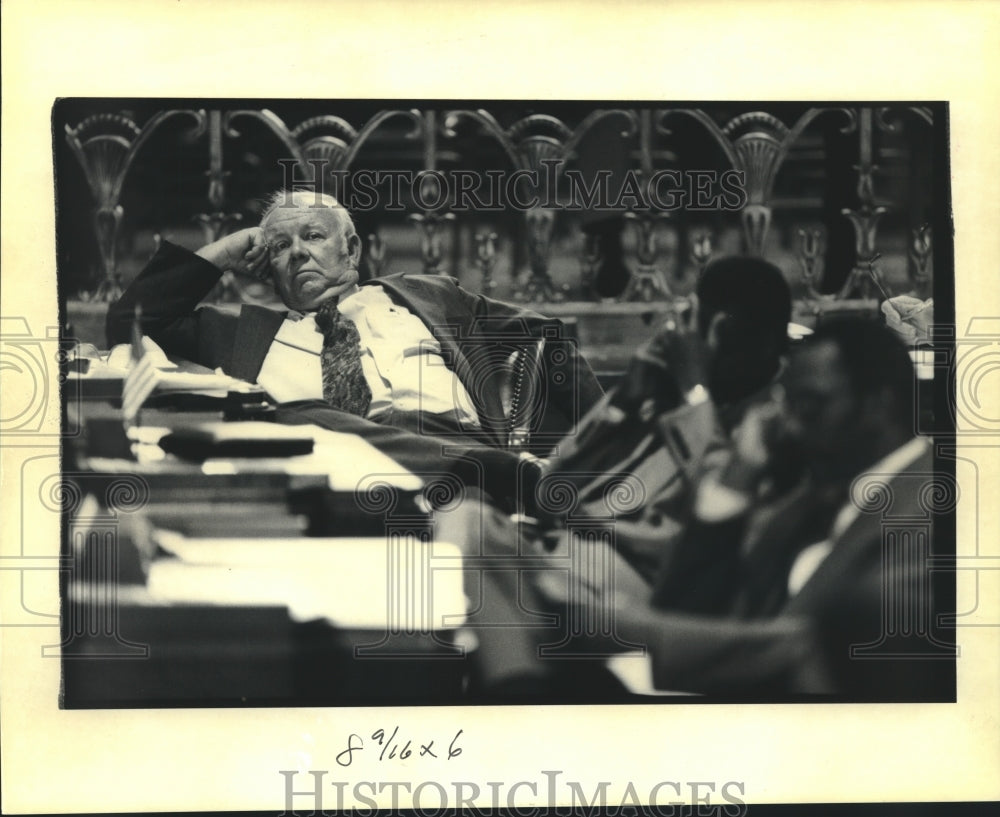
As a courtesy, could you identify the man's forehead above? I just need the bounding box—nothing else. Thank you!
[263,205,338,234]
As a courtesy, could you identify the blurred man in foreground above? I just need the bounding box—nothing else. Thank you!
[438,256,800,696]
[578,319,951,697]
[537,255,796,578]
[449,318,953,699]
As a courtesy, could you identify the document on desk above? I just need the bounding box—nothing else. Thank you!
[71,341,266,401]
[147,534,467,630]
[123,339,264,391]
[147,370,260,395]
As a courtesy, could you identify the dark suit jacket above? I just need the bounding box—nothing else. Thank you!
[107,241,603,447]
[461,444,953,700]
[646,445,954,699]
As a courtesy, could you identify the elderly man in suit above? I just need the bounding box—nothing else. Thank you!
[107,191,603,506]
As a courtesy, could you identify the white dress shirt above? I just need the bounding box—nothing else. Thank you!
[255,285,480,425]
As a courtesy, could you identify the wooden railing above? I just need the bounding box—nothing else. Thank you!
[58,103,938,318]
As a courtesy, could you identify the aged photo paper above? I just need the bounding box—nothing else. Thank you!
[2,0,999,813]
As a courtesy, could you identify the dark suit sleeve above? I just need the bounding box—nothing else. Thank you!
[105,240,237,369]
[448,281,605,427]
[648,513,748,614]
[624,607,835,695]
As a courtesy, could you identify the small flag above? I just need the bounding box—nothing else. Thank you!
[121,305,160,424]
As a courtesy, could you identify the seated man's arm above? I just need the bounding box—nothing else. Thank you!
[615,604,834,695]
[647,401,787,613]
[106,228,267,365]
[533,540,831,694]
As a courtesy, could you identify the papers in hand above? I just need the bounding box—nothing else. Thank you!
[148,532,467,630]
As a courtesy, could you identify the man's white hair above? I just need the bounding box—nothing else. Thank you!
[259,189,357,238]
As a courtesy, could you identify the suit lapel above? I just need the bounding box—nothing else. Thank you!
[735,484,841,617]
[784,447,934,613]
[229,305,286,382]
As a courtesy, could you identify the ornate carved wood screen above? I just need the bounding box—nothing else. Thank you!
[54,100,943,337]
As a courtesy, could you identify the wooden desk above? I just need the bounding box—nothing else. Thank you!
[61,388,472,708]
[61,590,470,708]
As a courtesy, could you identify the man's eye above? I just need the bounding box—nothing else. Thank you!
[307,232,325,241]
[273,241,289,252]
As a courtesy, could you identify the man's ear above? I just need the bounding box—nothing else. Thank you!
[706,311,729,349]
[346,232,362,268]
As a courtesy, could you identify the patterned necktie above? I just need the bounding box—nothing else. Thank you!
[314,300,372,417]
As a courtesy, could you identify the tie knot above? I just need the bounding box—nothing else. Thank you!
[314,299,341,334]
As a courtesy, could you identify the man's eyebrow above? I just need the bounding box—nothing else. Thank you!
[264,221,329,237]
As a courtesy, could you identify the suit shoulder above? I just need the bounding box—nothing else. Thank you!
[362,272,459,286]
[366,272,462,292]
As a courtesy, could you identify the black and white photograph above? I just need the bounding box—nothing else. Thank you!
[51,98,957,707]
[2,2,998,815]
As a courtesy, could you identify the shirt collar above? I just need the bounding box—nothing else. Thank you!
[287,284,364,320]
[860,436,929,480]
[829,436,929,541]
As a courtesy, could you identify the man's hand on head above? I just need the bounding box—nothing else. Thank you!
[195,227,270,279]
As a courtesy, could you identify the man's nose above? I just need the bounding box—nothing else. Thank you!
[288,236,307,259]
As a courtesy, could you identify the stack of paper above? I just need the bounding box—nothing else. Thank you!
[147,532,467,630]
